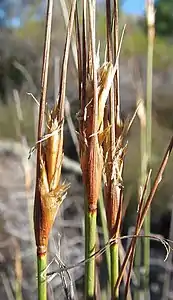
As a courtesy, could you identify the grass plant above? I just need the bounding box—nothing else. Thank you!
[31,1,173,299]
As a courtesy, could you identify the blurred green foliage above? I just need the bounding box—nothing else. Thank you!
[0,99,35,144]
[155,0,173,37]
[122,27,173,69]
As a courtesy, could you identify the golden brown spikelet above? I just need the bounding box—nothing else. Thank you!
[79,61,116,212]
[34,106,69,255]
[46,108,63,190]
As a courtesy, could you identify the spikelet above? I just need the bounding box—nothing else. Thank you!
[79,61,117,212]
[34,105,69,255]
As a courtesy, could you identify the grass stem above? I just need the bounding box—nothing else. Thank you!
[85,208,97,299]
[111,243,119,299]
[98,190,111,283]
[144,0,155,295]
[135,99,147,300]
[37,254,47,300]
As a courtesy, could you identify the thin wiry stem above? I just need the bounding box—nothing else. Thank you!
[88,0,98,135]
[114,135,173,292]
[135,98,147,300]
[98,189,111,295]
[112,1,122,297]
[58,0,77,120]
[37,0,53,144]
[124,170,152,298]
[82,0,87,112]
[75,4,82,108]
[113,0,121,133]
[59,0,78,71]
[46,232,172,279]
[129,60,146,300]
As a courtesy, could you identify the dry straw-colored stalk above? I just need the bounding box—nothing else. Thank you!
[144,0,155,295]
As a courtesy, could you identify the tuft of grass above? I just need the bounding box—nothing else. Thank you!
[28,0,173,299]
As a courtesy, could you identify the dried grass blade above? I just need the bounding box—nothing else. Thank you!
[58,0,77,120]
[114,135,173,292]
[124,170,152,298]
[37,0,53,144]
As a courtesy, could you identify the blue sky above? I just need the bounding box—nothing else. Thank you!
[122,0,145,15]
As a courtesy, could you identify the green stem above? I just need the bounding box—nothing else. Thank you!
[144,23,154,295]
[134,100,147,300]
[98,190,111,298]
[111,243,119,299]
[15,279,22,300]
[85,207,97,300]
[98,190,111,282]
[134,238,141,300]
[143,210,150,293]
[37,253,47,300]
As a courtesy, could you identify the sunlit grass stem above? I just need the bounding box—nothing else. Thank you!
[98,190,111,283]
[37,254,47,300]
[134,99,147,300]
[144,0,155,295]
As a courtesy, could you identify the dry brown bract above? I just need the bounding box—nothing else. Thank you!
[34,106,69,255]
